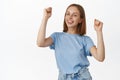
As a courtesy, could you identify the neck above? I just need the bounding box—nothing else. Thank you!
[67,27,77,34]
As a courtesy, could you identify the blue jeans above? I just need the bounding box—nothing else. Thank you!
[58,67,92,80]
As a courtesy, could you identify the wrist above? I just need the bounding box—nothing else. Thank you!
[42,16,49,21]
[96,31,103,38]
[96,30,103,35]
[96,30,102,33]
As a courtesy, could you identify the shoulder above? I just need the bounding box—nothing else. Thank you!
[82,35,92,40]
[81,35,94,44]
[50,32,64,39]
[51,32,64,36]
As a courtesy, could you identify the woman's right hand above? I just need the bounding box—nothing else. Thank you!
[43,7,52,19]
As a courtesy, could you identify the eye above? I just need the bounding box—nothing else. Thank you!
[73,13,78,17]
[74,15,77,17]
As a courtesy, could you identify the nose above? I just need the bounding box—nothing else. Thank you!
[68,14,73,19]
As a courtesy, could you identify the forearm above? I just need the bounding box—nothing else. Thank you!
[37,17,48,46]
[96,31,105,61]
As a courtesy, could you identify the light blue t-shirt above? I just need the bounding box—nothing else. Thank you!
[50,32,95,74]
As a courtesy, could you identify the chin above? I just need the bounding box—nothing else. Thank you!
[67,25,75,28]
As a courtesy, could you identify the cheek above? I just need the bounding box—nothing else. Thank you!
[74,18,81,23]
[77,18,82,23]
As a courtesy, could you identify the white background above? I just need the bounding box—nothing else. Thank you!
[0,0,120,80]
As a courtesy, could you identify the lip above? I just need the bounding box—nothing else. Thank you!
[67,20,74,24]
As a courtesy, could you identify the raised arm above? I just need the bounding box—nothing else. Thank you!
[37,7,53,47]
[90,19,105,62]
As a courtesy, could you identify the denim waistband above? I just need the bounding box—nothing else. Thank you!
[66,67,87,78]
[58,67,92,80]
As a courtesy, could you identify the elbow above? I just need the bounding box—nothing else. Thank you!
[36,41,45,47]
[37,43,41,47]
[96,51,105,62]
[36,42,41,47]
[98,58,105,62]
[97,56,105,62]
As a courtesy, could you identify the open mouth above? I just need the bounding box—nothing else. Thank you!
[67,20,74,24]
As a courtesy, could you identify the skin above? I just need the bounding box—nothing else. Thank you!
[37,6,105,62]
[65,6,82,34]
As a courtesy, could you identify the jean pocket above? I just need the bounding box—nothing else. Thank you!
[78,68,92,80]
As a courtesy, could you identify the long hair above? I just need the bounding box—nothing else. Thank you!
[63,4,86,36]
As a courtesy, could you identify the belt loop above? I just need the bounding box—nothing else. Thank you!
[71,73,74,78]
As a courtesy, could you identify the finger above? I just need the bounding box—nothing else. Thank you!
[100,22,103,26]
[94,19,100,26]
[97,20,103,26]
[46,7,52,13]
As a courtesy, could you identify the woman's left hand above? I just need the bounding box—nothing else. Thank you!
[94,19,103,32]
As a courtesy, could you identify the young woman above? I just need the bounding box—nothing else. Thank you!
[37,4,105,80]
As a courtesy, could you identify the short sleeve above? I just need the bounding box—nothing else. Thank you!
[49,32,56,50]
[83,36,95,56]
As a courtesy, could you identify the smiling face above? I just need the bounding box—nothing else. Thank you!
[65,6,81,29]
[63,4,86,35]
